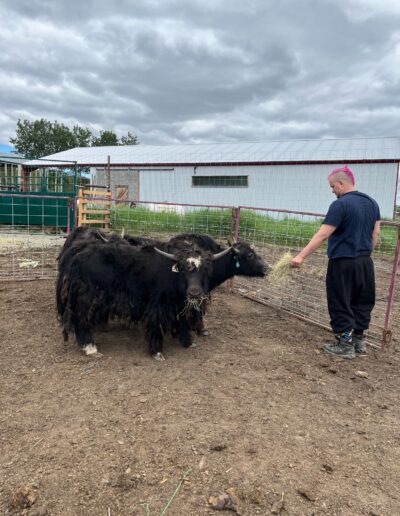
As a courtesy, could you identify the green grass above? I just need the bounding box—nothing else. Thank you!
[110,205,234,237]
[108,206,399,255]
[237,209,323,248]
[379,224,399,254]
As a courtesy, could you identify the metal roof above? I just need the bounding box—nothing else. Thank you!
[25,137,400,167]
[0,152,27,165]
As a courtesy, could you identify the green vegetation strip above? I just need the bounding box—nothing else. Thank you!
[110,206,398,254]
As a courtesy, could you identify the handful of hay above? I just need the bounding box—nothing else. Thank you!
[269,252,294,283]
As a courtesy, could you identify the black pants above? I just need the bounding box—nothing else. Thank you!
[326,256,375,334]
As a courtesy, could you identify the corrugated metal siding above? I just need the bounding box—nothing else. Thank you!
[139,163,398,218]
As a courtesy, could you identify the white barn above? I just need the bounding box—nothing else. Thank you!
[27,137,400,218]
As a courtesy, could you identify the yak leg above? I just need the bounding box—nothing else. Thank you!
[74,324,98,355]
[195,314,209,336]
[146,323,165,361]
[189,311,209,337]
[177,318,195,348]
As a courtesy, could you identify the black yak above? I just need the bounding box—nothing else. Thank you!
[166,233,270,335]
[58,237,231,359]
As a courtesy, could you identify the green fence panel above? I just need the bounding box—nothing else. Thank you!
[0,191,75,229]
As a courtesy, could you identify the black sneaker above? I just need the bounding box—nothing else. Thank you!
[353,335,367,355]
[323,340,356,359]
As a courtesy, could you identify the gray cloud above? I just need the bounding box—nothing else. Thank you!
[1,0,400,147]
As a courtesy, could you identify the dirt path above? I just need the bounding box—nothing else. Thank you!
[1,280,399,515]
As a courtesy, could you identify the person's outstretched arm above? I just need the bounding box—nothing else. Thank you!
[291,224,336,267]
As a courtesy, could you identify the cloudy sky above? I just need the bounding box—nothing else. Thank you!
[1,0,400,151]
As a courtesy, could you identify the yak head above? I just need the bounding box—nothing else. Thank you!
[229,241,271,277]
[154,245,232,309]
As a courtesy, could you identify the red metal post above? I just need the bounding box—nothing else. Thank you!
[229,208,235,242]
[383,226,400,346]
[235,207,241,241]
[107,155,111,192]
[393,163,399,220]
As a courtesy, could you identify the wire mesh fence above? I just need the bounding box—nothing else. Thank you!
[110,200,237,242]
[0,196,398,348]
[0,193,72,280]
[235,206,400,348]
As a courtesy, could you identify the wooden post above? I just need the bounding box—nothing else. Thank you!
[77,188,83,226]
[77,187,111,229]
[107,155,111,192]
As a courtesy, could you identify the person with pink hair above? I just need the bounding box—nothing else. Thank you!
[291,165,381,358]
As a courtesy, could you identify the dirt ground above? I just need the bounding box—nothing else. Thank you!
[1,280,400,516]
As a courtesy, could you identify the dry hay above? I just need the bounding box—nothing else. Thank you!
[269,252,294,283]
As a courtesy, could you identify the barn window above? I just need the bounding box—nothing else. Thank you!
[192,175,248,187]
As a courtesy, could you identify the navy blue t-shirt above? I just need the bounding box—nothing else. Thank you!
[323,191,380,259]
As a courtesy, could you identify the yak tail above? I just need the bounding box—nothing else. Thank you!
[61,276,79,338]
[59,275,69,315]
[87,289,105,323]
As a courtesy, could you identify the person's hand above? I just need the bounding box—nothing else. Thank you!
[291,255,304,268]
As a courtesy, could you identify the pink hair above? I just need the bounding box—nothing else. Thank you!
[328,165,355,185]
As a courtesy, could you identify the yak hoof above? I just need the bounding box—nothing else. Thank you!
[83,343,98,356]
[187,342,197,348]
[153,352,165,361]
[199,329,209,337]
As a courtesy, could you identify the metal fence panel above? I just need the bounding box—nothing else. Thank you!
[110,200,237,242]
[235,206,400,348]
[0,194,72,280]
[0,192,74,228]
[1,196,398,348]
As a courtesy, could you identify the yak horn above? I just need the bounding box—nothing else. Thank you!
[212,246,233,261]
[154,247,177,261]
[97,231,109,243]
[121,227,125,239]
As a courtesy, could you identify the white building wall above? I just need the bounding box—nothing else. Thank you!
[139,163,398,218]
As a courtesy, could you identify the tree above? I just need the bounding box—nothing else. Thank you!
[120,131,139,146]
[91,130,119,147]
[72,125,93,147]
[51,122,77,154]
[11,119,53,159]
[10,119,139,158]
[10,119,94,159]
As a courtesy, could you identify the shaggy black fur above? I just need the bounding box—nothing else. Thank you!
[57,232,214,357]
